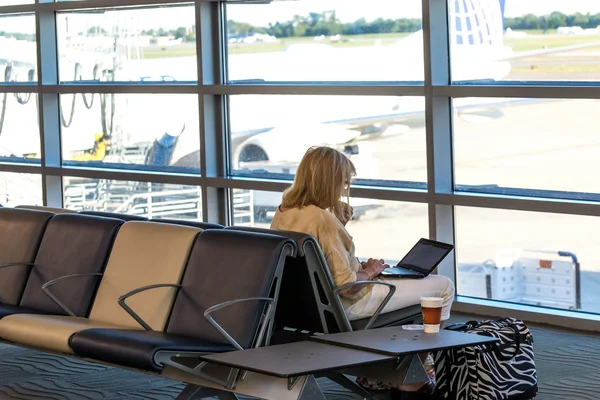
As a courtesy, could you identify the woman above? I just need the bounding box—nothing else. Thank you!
[270,146,454,396]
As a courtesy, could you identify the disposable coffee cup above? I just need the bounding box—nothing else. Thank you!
[420,296,443,334]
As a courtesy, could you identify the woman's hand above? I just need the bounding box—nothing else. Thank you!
[361,258,388,280]
[336,201,354,226]
[342,258,389,297]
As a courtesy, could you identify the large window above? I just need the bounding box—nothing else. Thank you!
[0,14,37,82]
[0,172,41,206]
[456,207,599,314]
[0,93,39,163]
[0,14,38,164]
[451,0,600,83]
[454,98,600,198]
[1,0,600,327]
[57,6,197,83]
[226,0,423,83]
[60,93,200,173]
[229,95,426,186]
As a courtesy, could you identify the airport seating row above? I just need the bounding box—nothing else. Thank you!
[14,205,422,335]
[0,206,422,399]
[0,207,295,372]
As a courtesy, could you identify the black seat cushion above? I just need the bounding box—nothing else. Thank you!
[350,304,422,330]
[166,230,294,349]
[79,211,147,221]
[70,329,235,372]
[19,214,124,316]
[0,304,55,319]
[0,208,53,305]
[153,219,224,230]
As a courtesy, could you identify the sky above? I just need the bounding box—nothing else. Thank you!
[3,0,600,34]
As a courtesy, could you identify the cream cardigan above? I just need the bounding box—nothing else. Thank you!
[270,205,372,303]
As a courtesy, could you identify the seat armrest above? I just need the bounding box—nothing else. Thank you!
[118,284,181,330]
[42,272,104,317]
[334,280,396,330]
[204,297,274,351]
[0,262,34,270]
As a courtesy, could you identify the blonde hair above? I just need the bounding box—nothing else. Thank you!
[282,146,356,217]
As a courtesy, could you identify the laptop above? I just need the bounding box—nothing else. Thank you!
[379,238,454,279]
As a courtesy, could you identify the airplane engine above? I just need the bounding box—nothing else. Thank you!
[233,123,362,170]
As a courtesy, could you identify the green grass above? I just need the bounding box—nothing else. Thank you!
[512,64,600,73]
[141,33,412,58]
[142,44,197,59]
[140,31,600,76]
[505,34,600,52]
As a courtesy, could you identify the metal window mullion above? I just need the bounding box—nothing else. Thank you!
[4,0,269,14]
[205,177,429,202]
[41,84,200,95]
[197,1,227,225]
[36,0,62,207]
[46,166,206,185]
[436,84,600,99]
[437,192,600,217]
[423,0,455,281]
[16,82,600,98]
[8,84,426,96]
[0,85,37,93]
[38,0,191,12]
[203,84,425,96]
[0,164,44,175]
[0,4,36,13]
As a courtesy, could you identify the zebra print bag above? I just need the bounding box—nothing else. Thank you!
[433,317,538,400]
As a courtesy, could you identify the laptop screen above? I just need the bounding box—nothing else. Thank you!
[397,239,454,274]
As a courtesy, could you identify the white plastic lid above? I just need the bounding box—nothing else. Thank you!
[401,324,424,331]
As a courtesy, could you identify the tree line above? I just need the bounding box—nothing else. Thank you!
[3,11,600,44]
[0,32,35,42]
[228,11,421,38]
[228,11,600,38]
[505,12,600,31]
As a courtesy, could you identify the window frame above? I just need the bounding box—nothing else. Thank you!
[1,0,600,331]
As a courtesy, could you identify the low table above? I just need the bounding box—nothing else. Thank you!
[197,328,498,400]
[201,340,394,378]
[311,326,497,356]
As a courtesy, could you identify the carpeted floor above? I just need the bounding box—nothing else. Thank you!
[0,316,597,399]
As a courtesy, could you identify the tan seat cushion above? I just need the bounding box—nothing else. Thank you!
[0,314,137,354]
[88,221,201,330]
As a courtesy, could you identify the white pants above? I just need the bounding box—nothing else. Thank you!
[344,275,455,321]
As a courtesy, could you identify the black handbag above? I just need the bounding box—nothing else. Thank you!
[433,317,538,400]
